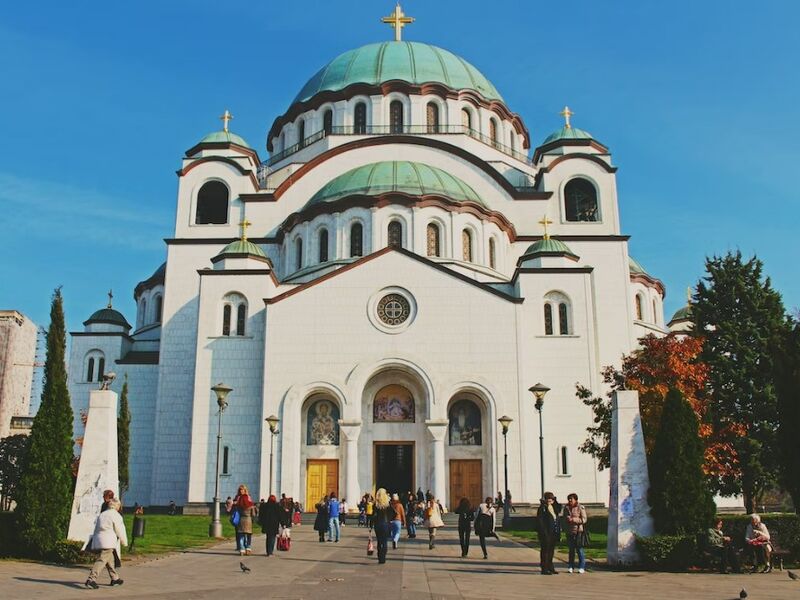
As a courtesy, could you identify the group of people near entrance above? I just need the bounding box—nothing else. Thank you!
[224,485,302,556]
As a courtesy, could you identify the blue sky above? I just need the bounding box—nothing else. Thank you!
[1,0,798,331]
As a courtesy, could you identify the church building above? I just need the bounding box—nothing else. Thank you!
[67,6,679,510]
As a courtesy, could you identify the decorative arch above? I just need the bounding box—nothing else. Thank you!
[221,292,247,336]
[195,180,229,225]
[544,290,572,335]
[84,349,105,383]
[348,356,437,419]
[564,177,599,222]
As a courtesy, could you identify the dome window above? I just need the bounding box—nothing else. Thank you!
[461,229,473,262]
[350,223,363,257]
[489,238,496,269]
[318,228,329,263]
[388,220,403,248]
[390,101,404,134]
[564,178,599,222]
[297,119,306,145]
[195,181,229,225]
[635,293,644,321]
[461,108,472,131]
[426,223,441,257]
[426,102,440,133]
[354,103,367,134]
[489,118,499,148]
[295,237,304,270]
[323,109,333,135]
[544,292,572,335]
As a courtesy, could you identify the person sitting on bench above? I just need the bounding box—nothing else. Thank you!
[706,519,741,574]
[744,514,772,573]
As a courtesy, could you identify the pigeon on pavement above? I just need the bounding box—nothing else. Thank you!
[240,562,251,573]
[788,570,799,581]
[739,589,747,599]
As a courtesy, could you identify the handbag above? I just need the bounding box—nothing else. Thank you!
[367,533,374,556]
[229,509,240,527]
[113,549,122,568]
[581,529,591,547]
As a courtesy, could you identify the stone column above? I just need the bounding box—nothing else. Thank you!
[607,390,654,565]
[339,421,362,512]
[426,420,449,503]
[68,390,119,543]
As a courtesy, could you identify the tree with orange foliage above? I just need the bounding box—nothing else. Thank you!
[578,333,740,491]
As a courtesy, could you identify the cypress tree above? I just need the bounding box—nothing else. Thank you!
[775,321,800,513]
[118,374,131,497]
[693,251,789,512]
[648,388,716,535]
[15,288,74,556]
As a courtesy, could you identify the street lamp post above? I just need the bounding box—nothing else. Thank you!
[265,414,280,495]
[498,415,513,529]
[529,383,550,503]
[209,383,233,538]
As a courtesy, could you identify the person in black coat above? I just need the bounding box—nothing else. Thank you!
[536,491,562,574]
[454,497,474,557]
[373,488,392,564]
[258,495,283,556]
[313,496,329,542]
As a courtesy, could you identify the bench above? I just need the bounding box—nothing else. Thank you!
[771,543,790,571]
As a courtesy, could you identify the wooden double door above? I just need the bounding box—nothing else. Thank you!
[306,459,338,510]
[449,459,482,509]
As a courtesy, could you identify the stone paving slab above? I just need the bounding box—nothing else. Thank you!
[0,524,797,599]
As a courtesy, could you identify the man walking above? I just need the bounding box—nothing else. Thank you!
[327,492,341,542]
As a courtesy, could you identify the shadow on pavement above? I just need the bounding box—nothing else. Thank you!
[14,577,85,589]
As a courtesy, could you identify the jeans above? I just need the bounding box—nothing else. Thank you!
[390,519,402,544]
[266,533,277,555]
[237,532,252,550]
[458,524,471,556]
[407,518,416,537]
[375,522,389,563]
[568,533,586,570]
[328,516,340,541]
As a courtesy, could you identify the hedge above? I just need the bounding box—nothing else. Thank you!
[0,512,91,564]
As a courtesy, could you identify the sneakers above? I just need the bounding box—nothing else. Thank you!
[568,567,574,574]
[85,580,99,589]
[578,568,585,574]
[245,549,252,555]
[239,550,245,555]
[110,579,124,586]
[392,541,397,549]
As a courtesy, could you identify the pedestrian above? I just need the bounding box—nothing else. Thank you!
[416,487,425,503]
[389,493,406,549]
[235,486,258,555]
[101,489,115,512]
[475,497,498,559]
[373,488,392,564]
[327,492,341,542]
[365,493,375,529]
[423,496,444,549]
[314,496,329,542]
[230,485,248,554]
[168,500,177,516]
[425,489,433,502]
[292,501,302,526]
[258,495,282,556]
[84,498,127,589]
[496,490,504,509]
[455,497,474,558]
[562,493,588,574]
[507,490,516,513]
[340,498,347,527]
[536,491,562,574]
[405,492,417,538]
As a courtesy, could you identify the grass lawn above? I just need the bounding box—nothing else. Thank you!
[503,529,608,560]
[122,515,235,558]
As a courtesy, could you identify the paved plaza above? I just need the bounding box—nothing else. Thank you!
[0,525,796,600]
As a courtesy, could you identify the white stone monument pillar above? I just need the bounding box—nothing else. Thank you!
[68,389,119,543]
[339,421,362,512]
[426,420,449,503]
[607,390,654,565]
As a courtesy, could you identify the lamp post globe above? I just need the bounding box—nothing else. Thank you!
[528,383,550,503]
[265,415,280,495]
[497,415,513,528]
[209,383,232,538]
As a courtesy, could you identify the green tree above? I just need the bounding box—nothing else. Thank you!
[648,388,716,535]
[15,288,74,557]
[693,251,789,513]
[0,434,31,511]
[117,374,131,497]
[775,320,800,513]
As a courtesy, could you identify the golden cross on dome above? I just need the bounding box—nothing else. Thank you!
[220,109,233,133]
[107,289,114,309]
[686,286,693,304]
[239,219,252,241]
[560,106,574,129]
[381,3,415,41]
[538,215,553,240]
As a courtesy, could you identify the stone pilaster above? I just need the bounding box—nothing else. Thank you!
[426,420,449,503]
[339,421,362,511]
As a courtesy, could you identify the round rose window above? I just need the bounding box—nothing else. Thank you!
[377,293,411,326]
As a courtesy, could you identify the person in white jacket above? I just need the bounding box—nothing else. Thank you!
[85,498,128,589]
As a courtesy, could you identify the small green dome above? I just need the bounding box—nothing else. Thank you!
[217,239,267,258]
[524,237,578,259]
[670,304,693,322]
[542,126,593,145]
[307,161,486,208]
[84,308,131,329]
[199,130,251,148]
[629,256,649,275]
[294,41,503,104]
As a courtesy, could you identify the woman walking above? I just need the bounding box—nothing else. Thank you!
[84,498,127,589]
[389,493,406,549]
[405,492,418,539]
[536,491,562,574]
[475,497,498,559]
[455,497,474,558]
[259,495,282,556]
[313,495,329,542]
[373,488,392,564]
[423,497,444,549]
[562,493,588,574]
[235,487,258,555]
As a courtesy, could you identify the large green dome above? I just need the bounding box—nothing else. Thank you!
[294,41,503,104]
[307,161,485,208]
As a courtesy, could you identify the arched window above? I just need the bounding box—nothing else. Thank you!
[97,357,105,381]
[195,181,229,225]
[297,119,306,145]
[295,237,303,270]
[86,357,95,382]
[154,295,163,323]
[280,132,285,151]
[318,228,329,263]
[448,399,482,445]
[489,118,499,148]
[426,102,439,133]
[306,399,341,445]
[388,221,403,248]
[544,304,554,336]
[558,446,570,476]
[222,445,231,475]
[559,303,569,335]
[389,100,404,134]
[462,229,473,262]
[461,108,472,131]
[489,238,497,269]
[653,299,658,324]
[354,102,367,134]
[236,304,246,336]
[222,304,231,336]
[565,178,599,222]
[635,294,644,320]
[426,223,441,257]
[139,299,147,327]
[350,223,363,257]
[323,109,333,135]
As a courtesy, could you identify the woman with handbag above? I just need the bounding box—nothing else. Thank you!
[258,495,282,556]
[475,497,497,559]
[235,488,258,555]
[562,493,588,574]
[455,497,474,557]
[423,497,444,550]
[84,498,127,589]
[745,514,772,573]
[373,488,392,564]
